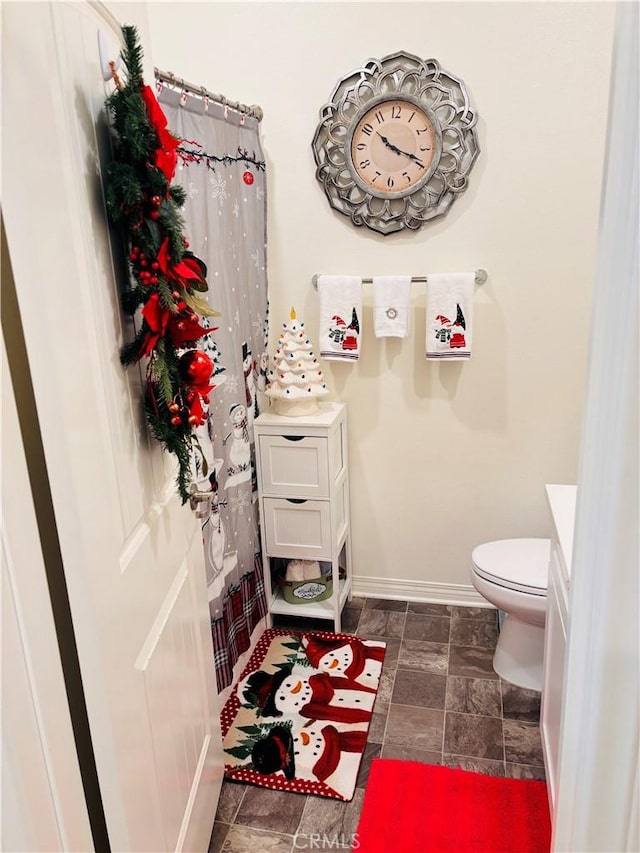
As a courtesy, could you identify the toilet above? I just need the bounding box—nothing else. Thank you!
[471,538,550,692]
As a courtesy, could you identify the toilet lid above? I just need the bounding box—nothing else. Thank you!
[472,538,549,595]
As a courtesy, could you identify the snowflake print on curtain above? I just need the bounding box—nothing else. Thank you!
[158,86,268,692]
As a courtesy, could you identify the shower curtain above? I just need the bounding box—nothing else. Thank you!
[158,85,268,692]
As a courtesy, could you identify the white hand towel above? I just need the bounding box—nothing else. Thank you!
[373,276,411,338]
[317,275,362,361]
[425,273,475,360]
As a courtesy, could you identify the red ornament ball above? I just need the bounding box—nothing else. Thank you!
[170,415,182,427]
[188,415,199,426]
[168,402,180,414]
[151,195,161,206]
[179,350,213,385]
[149,210,160,221]
[243,170,254,186]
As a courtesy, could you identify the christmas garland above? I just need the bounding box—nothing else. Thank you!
[105,26,217,503]
[177,142,266,173]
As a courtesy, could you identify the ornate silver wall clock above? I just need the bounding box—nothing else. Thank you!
[312,51,480,236]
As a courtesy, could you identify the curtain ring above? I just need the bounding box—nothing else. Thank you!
[180,78,188,106]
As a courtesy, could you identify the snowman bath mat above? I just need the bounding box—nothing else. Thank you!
[221,628,386,800]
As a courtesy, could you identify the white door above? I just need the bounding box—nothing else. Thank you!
[2,3,223,850]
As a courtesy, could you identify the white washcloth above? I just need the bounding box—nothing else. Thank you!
[425,273,475,360]
[373,276,411,338]
[317,275,362,361]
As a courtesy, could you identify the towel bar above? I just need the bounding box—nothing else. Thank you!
[312,269,487,289]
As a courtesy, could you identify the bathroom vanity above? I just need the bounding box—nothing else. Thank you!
[541,484,577,811]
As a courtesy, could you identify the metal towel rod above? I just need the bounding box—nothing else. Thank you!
[312,270,488,289]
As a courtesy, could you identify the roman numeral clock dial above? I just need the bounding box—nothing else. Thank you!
[311,52,479,235]
[350,99,437,194]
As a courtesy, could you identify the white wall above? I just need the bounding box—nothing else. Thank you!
[148,2,615,596]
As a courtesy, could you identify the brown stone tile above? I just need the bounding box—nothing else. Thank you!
[501,682,541,722]
[407,602,452,616]
[215,781,245,823]
[505,762,547,781]
[339,607,361,634]
[380,744,441,765]
[356,609,405,638]
[445,675,502,717]
[442,755,506,777]
[392,669,446,710]
[208,821,231,853]
[448,645,498,680]
[368,700,388,743]
[363,598,408,612]
[451,606,497,621]
[503,720,545,766]
[356,742,382,789]
[398,639,448,675]
[375,668,396,703]
[385,704,444,753]
[379,637,400,670]
[220,825,294,852]
[346,596,365,610]
[450,616,498,649]
[295,789,364,850]
[235,785,306,834]
[403,613,451,644]
[444,712,504,761]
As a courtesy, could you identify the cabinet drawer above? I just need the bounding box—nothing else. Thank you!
[258,435,329,498]
[262,498,331,558]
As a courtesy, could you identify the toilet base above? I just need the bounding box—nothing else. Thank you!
[493,614,545,691]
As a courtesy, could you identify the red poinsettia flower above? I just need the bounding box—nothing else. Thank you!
[141,292,171,357]
[167,313,213,347]
[140,85,179,181]
[156,238,207,290]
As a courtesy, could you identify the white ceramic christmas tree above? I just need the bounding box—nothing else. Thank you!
[266,308,329,416]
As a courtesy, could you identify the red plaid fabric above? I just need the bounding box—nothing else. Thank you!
[212,554,267,692]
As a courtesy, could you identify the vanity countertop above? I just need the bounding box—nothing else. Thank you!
[545,484,577,580]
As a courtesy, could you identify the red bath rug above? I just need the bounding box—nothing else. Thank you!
[220,628,386,801]
[355,760,551,852]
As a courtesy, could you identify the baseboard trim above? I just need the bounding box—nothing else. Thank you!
[351,575,492,608]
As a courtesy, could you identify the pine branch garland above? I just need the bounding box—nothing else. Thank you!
[105,25,219,504]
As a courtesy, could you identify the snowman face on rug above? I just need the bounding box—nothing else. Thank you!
[275,674,313,714]
[316,645,353,676]
[292,727,324,765]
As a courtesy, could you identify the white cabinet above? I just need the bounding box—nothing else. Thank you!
[254,402,352,630]
[541,484,577,814]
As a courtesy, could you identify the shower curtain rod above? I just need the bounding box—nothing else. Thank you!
[153,67,264,121]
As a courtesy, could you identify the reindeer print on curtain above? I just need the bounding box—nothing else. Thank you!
[158,85,268,692]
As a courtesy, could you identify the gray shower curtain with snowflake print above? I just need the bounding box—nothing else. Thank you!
[158,86,268,692]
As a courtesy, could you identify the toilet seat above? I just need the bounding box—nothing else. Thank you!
[472,538,549,597]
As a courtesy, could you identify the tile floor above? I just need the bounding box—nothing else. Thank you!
[209,599,546,852]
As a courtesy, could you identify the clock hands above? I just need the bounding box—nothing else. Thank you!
[376,132,425,164]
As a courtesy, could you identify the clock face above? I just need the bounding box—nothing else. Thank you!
[350,98,438,195]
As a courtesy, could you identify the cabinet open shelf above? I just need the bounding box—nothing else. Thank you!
[269,576,351,621]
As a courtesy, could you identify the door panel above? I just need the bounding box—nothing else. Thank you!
[2,2,222,850]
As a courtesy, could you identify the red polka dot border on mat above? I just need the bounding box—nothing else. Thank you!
[220,627,382,799]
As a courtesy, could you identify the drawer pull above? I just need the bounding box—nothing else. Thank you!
[282,435,305,442]
[286,498,307,504]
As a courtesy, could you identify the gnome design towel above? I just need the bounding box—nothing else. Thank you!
[221,629,386,801]
[426,272,475,360]
[317,275,363,361]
